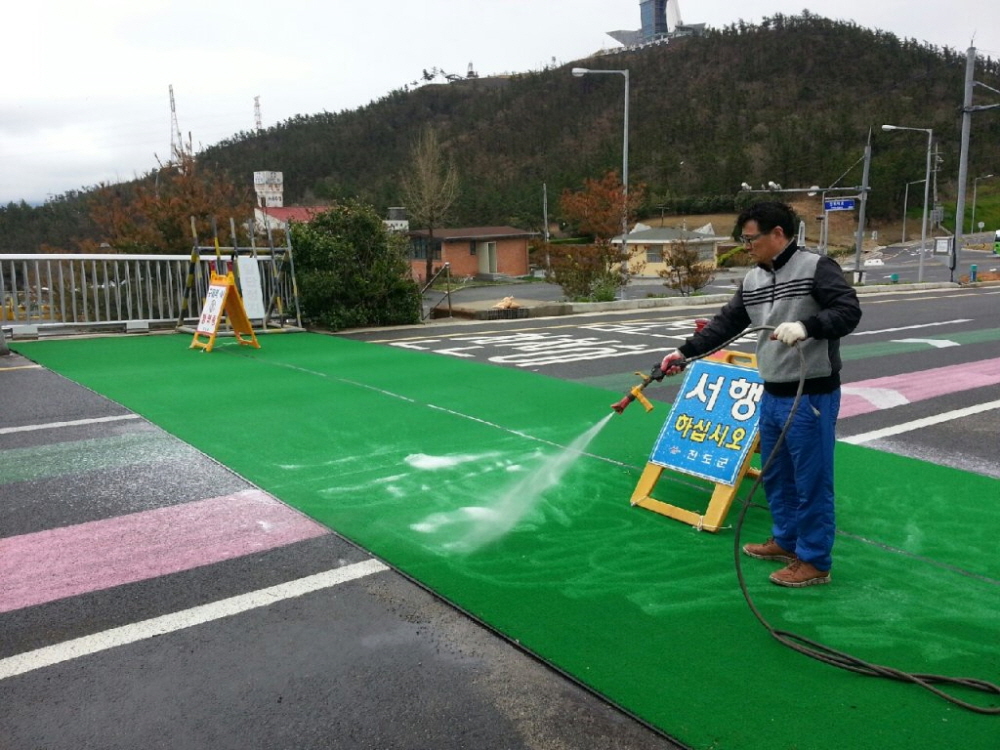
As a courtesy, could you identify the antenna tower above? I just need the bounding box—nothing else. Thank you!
[169,84,183,158]
[254,95,263,132]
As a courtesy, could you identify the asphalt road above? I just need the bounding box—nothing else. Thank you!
[857,239,999,284]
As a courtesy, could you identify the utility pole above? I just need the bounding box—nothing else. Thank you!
[542,183,549,242]
[952,46,1000,281]
[542,183,550,271]
[852,129,872,283]
[932,142,941,211]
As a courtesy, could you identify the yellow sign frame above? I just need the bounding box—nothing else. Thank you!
[190,272,261,353]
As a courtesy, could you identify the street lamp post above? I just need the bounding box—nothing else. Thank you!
[882,124,933,282]
[572,67,630,295]
[816,189,830,254]
[970,174,994,234]
[902,179,926,243]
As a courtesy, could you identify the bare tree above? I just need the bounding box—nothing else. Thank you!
[401,127,458,282]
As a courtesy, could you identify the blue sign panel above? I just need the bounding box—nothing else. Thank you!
[824,198,856,211]
[648,360,764,486]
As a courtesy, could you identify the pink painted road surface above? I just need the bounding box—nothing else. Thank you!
[840,357,1000,419]
[0,490,328,613]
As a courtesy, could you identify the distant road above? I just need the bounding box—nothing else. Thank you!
[354,285,1000,479]
[859,236,997,284]
[427,240,998,312]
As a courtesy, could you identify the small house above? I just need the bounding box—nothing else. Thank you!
[409,226,537,281]
[612,224,729,276]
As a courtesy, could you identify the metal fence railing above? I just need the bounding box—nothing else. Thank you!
[1,251,300,337]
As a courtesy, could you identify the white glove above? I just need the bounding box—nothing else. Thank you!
[660,349,686,376]
[772,322,807,346]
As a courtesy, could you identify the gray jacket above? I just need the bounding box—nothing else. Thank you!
[678,242,862,395]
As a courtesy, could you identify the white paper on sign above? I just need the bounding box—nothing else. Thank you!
[236,257,266,320]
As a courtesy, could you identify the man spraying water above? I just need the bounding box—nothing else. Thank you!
[659,202,862,587]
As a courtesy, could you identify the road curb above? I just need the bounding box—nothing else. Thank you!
[337,279,999,335]
[441,281,966,321]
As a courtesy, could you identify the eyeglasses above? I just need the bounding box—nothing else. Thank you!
[740,232,765,245]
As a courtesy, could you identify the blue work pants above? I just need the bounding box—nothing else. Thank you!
[758,389,840,571]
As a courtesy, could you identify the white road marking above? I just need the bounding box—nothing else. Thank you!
[0,559,388,681]
[842,399,1000,444]
[0,414,140,435]
[436,345,483,358]
[850,319,971,336]
[840,386,910,410]
[891,338,961,348]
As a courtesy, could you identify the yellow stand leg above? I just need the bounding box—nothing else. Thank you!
[630,436,760,532]
[189,331,218,353]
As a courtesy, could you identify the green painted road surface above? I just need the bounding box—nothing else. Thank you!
[12,333,1000,749]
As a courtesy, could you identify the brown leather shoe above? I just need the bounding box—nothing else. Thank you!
[769,560,831,588]
[742,537,795,563]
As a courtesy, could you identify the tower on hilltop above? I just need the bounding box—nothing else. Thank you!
[640,0,669,38]
[607,0,705,47]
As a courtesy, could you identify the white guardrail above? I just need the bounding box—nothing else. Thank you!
[0,251,300,338]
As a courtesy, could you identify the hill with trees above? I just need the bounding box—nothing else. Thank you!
[3,13,1000,253]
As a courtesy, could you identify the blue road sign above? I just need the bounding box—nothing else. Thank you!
[824,198,856,211]
[648,360,764,486]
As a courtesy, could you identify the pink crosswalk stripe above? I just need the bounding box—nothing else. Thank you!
[0,490,328,613]
[841,357,1000,419]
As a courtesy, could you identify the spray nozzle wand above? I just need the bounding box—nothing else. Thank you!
[610,361,674,414]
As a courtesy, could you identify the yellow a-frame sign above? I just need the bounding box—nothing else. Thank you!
[631,352,761,532]
[190,272,261,353]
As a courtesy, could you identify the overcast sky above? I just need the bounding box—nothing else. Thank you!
[3,0,997,206]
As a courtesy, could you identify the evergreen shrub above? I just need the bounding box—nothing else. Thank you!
[291,200,421,330]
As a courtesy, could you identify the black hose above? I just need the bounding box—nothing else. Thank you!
[684,326,1000,714]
